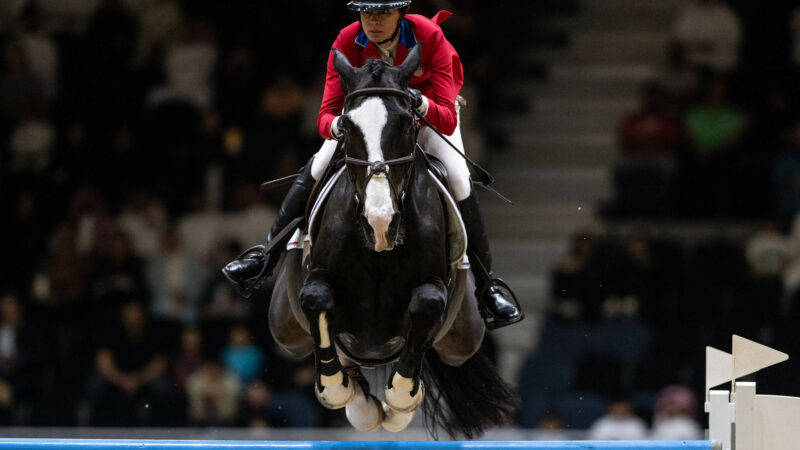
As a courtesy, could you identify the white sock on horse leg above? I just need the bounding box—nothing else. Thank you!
[385,373,424,413]
[345,384,382,432]
[381,402,416,432]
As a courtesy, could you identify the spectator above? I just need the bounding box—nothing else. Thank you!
[173,326,205,388]
[651,385,703,440]
[86,228,148,326]
[31,223,87,308]
[605,233,659,320]
[177,194,224,266]
[586,397,648,440]
[134,0,183,64]
[746,221,790,280]
[88,301,169,425]
[552,231,604,320]
[0,41,44,124]
[146,225,205,324]
[0,293,44,416]
[236,380,280,428]
[147,20,217,110]
[16,2,58,101]
[117,192,169,260]
[654,41,700,112]
[685,76,744,162]
[221,324,264,383]
[186,358,240,426]
[673,0,742,73]
[617,82,682,162]
[773,118,800,228]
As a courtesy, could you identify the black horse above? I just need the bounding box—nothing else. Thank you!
[268,45,517,438]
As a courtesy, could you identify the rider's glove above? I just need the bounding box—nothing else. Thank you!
[407,88,429,116]
[331,116,344,140]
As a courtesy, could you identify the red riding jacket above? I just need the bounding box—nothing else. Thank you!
[317,11,464,140]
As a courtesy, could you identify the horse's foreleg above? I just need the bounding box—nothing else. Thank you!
[300,269,354,410]
[384,279,446,423]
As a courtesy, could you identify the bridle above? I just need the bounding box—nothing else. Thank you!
[341,87,419,213]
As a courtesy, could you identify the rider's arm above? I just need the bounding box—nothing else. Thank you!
[318,36,348,140]
[413,28,461,136]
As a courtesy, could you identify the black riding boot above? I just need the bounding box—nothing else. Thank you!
[222,159,317,297]
[459,192,523,329]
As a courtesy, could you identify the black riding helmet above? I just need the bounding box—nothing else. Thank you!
[347,0,411,46]
[346,1,411,12]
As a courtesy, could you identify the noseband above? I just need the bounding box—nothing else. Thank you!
[342,87,418,212]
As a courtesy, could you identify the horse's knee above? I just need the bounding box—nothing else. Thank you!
[300,272,333,311]
[409,282,446,317]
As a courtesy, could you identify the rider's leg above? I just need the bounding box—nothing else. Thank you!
[222,139,338,297]
[418,105,522,329]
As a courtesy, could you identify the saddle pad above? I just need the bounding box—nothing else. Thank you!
[288,166,469,269]
[427,169,468,267]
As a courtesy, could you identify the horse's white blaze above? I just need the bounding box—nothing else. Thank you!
[350,97,393,251]
[319,312,331,348]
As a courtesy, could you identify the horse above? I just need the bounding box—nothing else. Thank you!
[267,44,517,438]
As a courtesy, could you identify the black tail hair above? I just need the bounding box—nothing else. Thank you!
[421,349,520,439]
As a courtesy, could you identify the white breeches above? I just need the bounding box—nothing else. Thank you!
[310,104,472,201]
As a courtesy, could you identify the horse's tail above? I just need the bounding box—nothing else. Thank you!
[421,348,519,439]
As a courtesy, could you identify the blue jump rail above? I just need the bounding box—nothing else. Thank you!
[0,439,719,450]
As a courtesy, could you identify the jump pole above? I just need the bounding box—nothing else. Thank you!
[0,439,717,450]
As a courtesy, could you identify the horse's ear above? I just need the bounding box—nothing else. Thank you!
[397,44,422,86]
[332,48,356,91]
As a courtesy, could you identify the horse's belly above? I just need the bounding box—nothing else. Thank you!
[336,332,405,365]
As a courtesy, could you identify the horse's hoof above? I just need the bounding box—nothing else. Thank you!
[315,379,356,410]
[345,385,383,432]
[381,401,416,432]
[384,376,424,414]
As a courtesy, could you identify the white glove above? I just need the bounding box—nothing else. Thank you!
[331,116,343,140]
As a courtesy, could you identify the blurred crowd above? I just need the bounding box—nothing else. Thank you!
[0,0,541,427]
[519,0,800,436]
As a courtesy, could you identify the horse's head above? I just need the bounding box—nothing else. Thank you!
[333,45,421,252]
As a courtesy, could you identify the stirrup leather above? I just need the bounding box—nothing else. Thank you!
[478,278,524,330]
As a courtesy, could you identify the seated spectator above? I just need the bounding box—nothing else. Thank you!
[673,0,742,74]
[618,82,683,162]
[773,118,800,228]
[236,380,281,428]
[551,232,604,321]
[746,221,790,280]
[16,2,58,101]
[186,358,240,426]
[0,41,45,124]
[146,225,205,324]
[535,411,569,440]
[87,228,148,328]
[605,233,659,320]
[31,223,87,308]
[87,301,169,426]
[685,76,745,161]
[651,385,702,440]
[118,192,169,260]
[173,327,205,388]
[222,324,264,383]
[587,397,648,440]
[147,20,217,110]
[654,41,700,112]
[0,293,43,414]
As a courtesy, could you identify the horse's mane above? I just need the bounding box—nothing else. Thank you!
[366,59,389,83]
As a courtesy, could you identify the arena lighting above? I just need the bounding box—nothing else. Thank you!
[0,439,716,450]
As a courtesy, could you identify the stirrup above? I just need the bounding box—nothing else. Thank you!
[222,244,271,298]
[479,278,524,330]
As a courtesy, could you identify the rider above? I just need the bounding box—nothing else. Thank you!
[223,0,522,329]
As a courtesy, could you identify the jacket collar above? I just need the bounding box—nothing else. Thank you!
[355,19,417,50]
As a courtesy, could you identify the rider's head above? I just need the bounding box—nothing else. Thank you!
[347,1,411,46]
